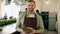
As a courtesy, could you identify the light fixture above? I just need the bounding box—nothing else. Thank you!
[45,0,49,4]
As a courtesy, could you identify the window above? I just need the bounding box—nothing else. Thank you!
[2,0,20,19]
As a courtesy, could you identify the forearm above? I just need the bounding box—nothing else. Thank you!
[33,30,42,33]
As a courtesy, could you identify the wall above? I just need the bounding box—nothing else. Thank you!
[0,0,2,18]
[34,0,43,12]
[58,0,60,34]
[48,0,58,12]
[34,0,58,12]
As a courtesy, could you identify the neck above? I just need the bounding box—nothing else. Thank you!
[27,10,35,14]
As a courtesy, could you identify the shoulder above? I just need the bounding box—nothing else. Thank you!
[36,13,42,18]
[19,11,26,18]
[19,11,25,15]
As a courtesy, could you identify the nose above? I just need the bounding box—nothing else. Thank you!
[29,5,33,8]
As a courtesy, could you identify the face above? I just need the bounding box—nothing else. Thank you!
[26,2,36,12]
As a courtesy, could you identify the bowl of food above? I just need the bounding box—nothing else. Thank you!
[23,27,33,33]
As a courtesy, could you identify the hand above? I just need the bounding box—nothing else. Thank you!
[21,31,34,34]
[16,28,23,32]
[23,27,33,33]
[21,31,26,34]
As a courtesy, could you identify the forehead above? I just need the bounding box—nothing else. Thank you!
[26,2,35,5]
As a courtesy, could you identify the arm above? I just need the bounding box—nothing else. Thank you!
[38,16,44,33]
[16,12,26,33]
[33,16,44,33]
[16,15,23,32]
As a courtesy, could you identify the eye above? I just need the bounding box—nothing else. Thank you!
[29,5,30,6]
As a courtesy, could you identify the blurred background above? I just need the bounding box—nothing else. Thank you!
[0,0,60,34]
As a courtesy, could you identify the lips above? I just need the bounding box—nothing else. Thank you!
[30,8,33,10]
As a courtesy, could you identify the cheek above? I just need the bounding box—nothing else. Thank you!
[32,6,35,9]
[34,6,36,8]
[27,5,36,9]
